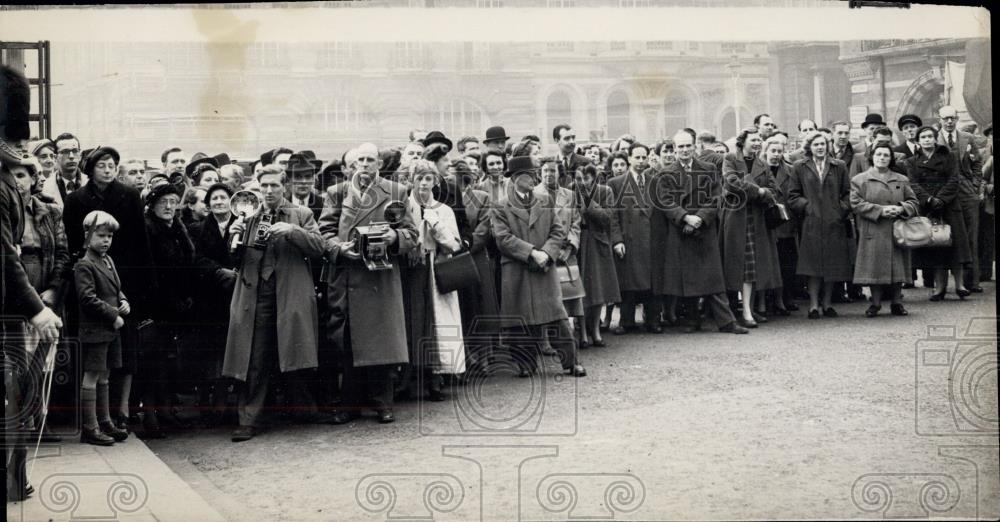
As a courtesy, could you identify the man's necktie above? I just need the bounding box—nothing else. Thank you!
[637,175,644,191]
[948,133,955,149]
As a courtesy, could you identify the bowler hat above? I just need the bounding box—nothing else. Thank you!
[145,180,182,207]
[897,114,922,130]
[185,152,219,179]
[505,155,537,178]
[484,126,510,143]
[861,113,887,129]
[286,152,318,178]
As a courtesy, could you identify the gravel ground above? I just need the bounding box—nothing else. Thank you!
[149,284,998,521]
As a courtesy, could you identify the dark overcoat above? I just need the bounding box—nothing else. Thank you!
[191,213,237,378]
[849,169,919,285]
[771,161,798,240]
[74,252,125,343]
[904,146,972,269]
[319,177,418,367]
[144,215,196,323]
[461,188,500,330]
[575,183,621,307]
[63,180,155,317]
[787,157,854,280]
[491,184,567,327]
[223,200,326,380]
[719,154,783,291]
[607,171,653,292]
[650,158,727,297]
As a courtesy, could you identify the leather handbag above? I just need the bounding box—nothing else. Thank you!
[892,216,951,248]
[558,262,586,300]
[434,250,480,294]
[764,202,791,230]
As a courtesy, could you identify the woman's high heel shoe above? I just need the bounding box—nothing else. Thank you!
[956,288,970,300]
[929,290,946,302]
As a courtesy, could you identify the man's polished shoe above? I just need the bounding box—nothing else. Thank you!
[719,322,750,334]
[81,427,115,446]
[567,364,587,377]
[327,411,360,425]
[611,326,629,335]
[646,324,664,334]
[751,311,768,323]
[738,317,758,328]
[865,305,881,317]
[377,410,395,424]
[890,303,909,316]
[823,307,838,318]
[231,425,261,442]
[969,286,984,293]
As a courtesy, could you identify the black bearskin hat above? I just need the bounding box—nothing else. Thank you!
[0,65,31,142]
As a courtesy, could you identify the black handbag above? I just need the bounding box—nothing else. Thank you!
[764,202,791,229]
[434,250,480,294]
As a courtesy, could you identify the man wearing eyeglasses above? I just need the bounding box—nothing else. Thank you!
[44,132,87,207]
[938,106,985,292]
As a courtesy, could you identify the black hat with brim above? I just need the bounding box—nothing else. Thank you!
[83,146,121,177]
[185,152,219,179]
[861,113,887,129]
[145,180,182,207]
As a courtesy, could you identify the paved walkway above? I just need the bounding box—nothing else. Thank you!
[6,434,225,522]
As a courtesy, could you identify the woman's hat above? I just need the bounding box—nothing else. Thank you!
[897,114,923,130]
[505,155,537,178]
[29,138,55,156]
[202,182,234,205]
[82,146,121,176]
[145,181,182,207]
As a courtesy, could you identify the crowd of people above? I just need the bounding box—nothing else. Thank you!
[2,63,994,494]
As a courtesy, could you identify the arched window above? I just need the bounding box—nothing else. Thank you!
[424,99,487,138]
[546,90,573,143]
[606,90,630,139]
[663,89,690,137]
[719,107,754,139]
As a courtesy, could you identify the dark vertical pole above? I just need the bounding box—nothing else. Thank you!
[42,41,51,138]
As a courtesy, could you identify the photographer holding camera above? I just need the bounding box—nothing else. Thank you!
[223,164,327,442]
[319,143,418,425]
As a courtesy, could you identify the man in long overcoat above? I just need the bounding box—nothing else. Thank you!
[492,156,586,377]
[319,143,418,425]
[607,143,661,334]
[223,165,326,441]
[650,132,748,335]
